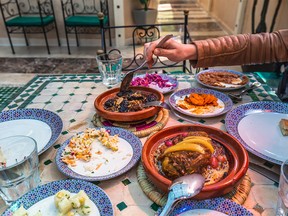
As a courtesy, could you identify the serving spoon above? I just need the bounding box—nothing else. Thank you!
[158,174,205,216]
[119,34,174,94]
[228,81,261,101]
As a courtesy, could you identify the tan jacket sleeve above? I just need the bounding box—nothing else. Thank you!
[191,29,288,68]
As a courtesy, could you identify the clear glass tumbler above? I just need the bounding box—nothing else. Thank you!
[0,135,40,205]
[276,159,288,216]
[96,53,123,87]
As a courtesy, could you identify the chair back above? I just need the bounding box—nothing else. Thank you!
[0,0,54,20]
[61,0,108,17]
[0,0,20,20]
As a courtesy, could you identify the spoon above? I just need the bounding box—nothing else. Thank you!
[119,34,174,94]
[158,174,205,216]
[228,81,261,101]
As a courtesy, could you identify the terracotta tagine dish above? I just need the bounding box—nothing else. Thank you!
[142,124,249,200]
[94,86,164,122]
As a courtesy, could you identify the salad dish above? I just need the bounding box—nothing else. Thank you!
[169,88,233,118]
[3,179,113,216]
[56,127,142,181]
[131,73,178,94]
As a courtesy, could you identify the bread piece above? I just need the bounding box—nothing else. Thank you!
[279,119,288,136]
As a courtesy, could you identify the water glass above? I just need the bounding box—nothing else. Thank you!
[276,159,288,216]
[96,53,123,87]
[0,135,40,205]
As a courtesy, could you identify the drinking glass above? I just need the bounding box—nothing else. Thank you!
[276,159,288,216]
[96,53,123,87]
[0,135,40,205]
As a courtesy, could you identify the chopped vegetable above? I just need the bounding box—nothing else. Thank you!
[131,73,176,89]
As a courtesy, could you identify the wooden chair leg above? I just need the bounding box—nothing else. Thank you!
[42,28,51,55]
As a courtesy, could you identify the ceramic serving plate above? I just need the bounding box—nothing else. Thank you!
[56,127,142,181]
[160,197,252,216]
[225,101,288,165]
[2,179,113,216]
[131,73,178,94]
[142,124,249,198]
[195,69,249,91]
[0,108,63,155]
[94,86,164,122]
[169,88,233,118]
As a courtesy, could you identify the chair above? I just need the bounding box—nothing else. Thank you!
[0,0,60,54]
[61,0,112,55]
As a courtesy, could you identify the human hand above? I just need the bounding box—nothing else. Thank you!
[144,37,198,68]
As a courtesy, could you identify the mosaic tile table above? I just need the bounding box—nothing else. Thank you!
[0,72,281,216]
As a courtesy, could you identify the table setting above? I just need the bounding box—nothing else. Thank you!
[0,53,286,216]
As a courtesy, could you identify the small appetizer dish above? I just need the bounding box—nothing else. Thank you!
[131,73,178,94]
[195,69,249,91]
[169,88,233,118]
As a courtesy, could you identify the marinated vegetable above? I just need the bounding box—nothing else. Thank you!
[154,131,229,185]
[104,90,157,112]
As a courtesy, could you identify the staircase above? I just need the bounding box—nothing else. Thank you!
[157,0,228,40]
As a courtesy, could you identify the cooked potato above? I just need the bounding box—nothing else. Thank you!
[54,190,71,208]
[13,205,28,216]
[57,197,73,214]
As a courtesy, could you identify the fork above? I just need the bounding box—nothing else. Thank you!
[143,101,171,110]
[119,34,174,94]
[144,101,203,125]
[228,81,261,101]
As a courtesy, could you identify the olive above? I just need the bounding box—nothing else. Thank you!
[104,99,115,108]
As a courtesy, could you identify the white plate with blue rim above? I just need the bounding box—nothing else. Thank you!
[169,88,234,118]
[0,108,63,155]
[158,197,252,216]
[195,69,250,91]
[225,101,288,165]
[2,179,113,216]
[56,126,142,181]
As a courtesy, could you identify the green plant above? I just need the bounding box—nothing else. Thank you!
[139,0,150,11]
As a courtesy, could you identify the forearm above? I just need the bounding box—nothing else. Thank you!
[191,30,288,67]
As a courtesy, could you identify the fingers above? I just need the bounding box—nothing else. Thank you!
[154,48,177,61]
[144,42,154,68]
[144,36,176,68]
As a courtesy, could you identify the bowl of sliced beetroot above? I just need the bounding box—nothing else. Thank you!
[131,73,178,94]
